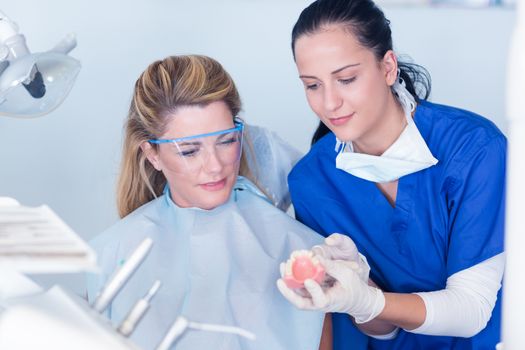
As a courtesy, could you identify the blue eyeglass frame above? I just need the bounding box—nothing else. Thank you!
[148,120,244,144]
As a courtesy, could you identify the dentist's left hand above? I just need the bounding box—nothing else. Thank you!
[277,256,385,324]
[312,233,370,282]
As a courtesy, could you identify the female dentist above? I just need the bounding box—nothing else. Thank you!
[277,0,506,349]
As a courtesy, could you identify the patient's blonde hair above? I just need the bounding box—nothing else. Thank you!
[117,55,260,218]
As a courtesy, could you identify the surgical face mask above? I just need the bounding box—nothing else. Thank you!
[334,74,438,183]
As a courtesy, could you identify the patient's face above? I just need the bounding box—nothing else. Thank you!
[145,101,240,210]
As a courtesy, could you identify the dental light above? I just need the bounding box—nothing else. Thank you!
[0,10,80,118]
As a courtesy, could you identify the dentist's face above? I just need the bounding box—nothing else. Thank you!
[143,101,240,210]
[294,25,397,147]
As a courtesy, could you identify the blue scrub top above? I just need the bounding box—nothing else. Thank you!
[289,100,506,350]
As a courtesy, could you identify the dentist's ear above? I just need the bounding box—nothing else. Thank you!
[382,50,398,86]
[141,141,162,171]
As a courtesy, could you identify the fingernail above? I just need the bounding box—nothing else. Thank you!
[304,279,314,288]
[312,245,325,256]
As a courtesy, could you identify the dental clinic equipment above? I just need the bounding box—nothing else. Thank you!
[156,316,256,350]
[1,237,154,350]
[0,203,96,274]
[117,280,161,337]
[92,237,255,348]
[0,285,140,350]
[0,206,143,350]
[92,237,153,313]
[0,10,80,118]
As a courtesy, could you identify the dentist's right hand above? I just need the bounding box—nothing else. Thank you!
[277,256,385,324]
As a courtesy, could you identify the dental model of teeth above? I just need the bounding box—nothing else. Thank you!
[283,250,325,289]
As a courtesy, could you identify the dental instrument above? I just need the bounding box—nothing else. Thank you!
[117,280,161,337]
[92,237,153,313]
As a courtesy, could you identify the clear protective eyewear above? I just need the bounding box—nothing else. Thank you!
[148,121,244,173]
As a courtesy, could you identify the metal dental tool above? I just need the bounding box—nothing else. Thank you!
[117,280,161,337]
[156,316,256,350]
[92,237,153,313]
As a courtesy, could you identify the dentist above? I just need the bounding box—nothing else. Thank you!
[277,0,506,349]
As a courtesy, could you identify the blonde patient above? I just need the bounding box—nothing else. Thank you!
[86,55,326,350]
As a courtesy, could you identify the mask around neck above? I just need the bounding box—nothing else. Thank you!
[334,76,438,183]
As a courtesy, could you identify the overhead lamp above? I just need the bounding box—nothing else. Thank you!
[0,10,80,118]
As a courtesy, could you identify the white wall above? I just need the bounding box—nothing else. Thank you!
[0,0,515,245]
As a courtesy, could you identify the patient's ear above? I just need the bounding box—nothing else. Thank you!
[140,141,162,171]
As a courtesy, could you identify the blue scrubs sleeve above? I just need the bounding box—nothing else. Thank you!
[446,135,506,276]
[293,200,327,237]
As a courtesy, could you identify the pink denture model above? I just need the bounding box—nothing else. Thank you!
[283,250,325,289]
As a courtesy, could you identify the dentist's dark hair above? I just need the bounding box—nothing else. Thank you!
[291,0,431,145]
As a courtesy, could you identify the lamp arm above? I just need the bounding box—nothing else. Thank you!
[0,10,19,42]
[0,10,30,62]
[51,33,77,54]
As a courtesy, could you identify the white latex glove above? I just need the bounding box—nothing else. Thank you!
[277,256,385,324]
[312,233,370,282]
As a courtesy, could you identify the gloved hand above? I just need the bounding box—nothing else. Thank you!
[277,256,385,324]
[312,233,370,282]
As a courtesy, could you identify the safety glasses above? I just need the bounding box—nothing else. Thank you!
[148,121,244,173]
